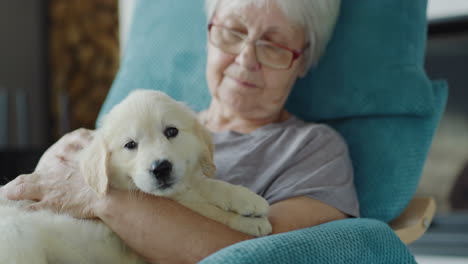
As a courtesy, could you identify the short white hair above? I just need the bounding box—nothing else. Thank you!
[205,0,341,73]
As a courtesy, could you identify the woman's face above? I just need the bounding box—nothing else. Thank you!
[206,2,306,118]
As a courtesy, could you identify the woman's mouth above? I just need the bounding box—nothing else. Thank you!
[229,76,258,88]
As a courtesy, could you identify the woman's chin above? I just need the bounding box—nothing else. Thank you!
[219,92,257,112]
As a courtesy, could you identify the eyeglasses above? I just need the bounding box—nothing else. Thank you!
[208,23,309,70]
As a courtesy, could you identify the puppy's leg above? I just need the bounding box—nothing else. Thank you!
[184,179,272,236]
[226,212,272,237]
[177,195,272,237]
[196,178,270,217]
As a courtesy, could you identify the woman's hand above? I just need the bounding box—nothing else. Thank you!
[1,128,100,219]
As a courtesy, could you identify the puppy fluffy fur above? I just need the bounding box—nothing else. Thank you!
[0,90,271,264]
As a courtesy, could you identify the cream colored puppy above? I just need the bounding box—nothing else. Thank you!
[0,90,271,264]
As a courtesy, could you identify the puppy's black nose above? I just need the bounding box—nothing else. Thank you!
[150,159,173,182]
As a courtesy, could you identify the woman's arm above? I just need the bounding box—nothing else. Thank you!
[92,188,347,264]
[268,196,348,234]
[0,128,348,264]
[94,188,253,264]
[2,175,347,264]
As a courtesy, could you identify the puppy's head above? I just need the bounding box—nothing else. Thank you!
[81,90,215,197]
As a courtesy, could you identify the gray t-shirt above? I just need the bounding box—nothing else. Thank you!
[212,116,360,217]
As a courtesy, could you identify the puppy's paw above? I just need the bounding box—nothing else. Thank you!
[226,186,269,218]
[229,216,272,237]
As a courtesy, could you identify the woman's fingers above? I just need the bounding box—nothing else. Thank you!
[4,173,43,201]
[2,128,98,218]
[58,129,94,158]
[24,200,61,213]
[35,128,95,172]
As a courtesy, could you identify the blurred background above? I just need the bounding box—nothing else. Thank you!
[0,0,467,262]
[0,0,119,179]
[412,1,468,262]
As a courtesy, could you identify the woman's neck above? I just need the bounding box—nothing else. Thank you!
[199,101,291,134]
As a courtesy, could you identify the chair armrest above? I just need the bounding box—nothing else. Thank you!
[389,197,436,244]
[200,218,416,264]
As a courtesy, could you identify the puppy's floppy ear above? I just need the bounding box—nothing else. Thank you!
[193,120,216,178]
[80,133,109,198]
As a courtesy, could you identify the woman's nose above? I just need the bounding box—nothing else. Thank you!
[235,42,261,71]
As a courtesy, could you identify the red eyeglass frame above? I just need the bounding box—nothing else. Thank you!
[207,22,310,69]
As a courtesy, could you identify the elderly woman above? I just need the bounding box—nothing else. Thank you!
[1,0,359,263]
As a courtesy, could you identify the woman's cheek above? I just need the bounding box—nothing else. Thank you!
[207,49,232,93]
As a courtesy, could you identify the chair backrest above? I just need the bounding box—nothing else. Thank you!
[100,0,448,222]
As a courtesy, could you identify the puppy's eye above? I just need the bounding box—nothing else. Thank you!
[164,127,179,139]
[124,140,138,150]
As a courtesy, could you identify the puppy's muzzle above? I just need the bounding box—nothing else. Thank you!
[150,159,174,189]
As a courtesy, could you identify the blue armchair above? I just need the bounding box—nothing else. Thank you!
[102,0,448,263]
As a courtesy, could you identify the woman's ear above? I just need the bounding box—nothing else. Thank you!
[80,133,109,198]
[193,120,216,178]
